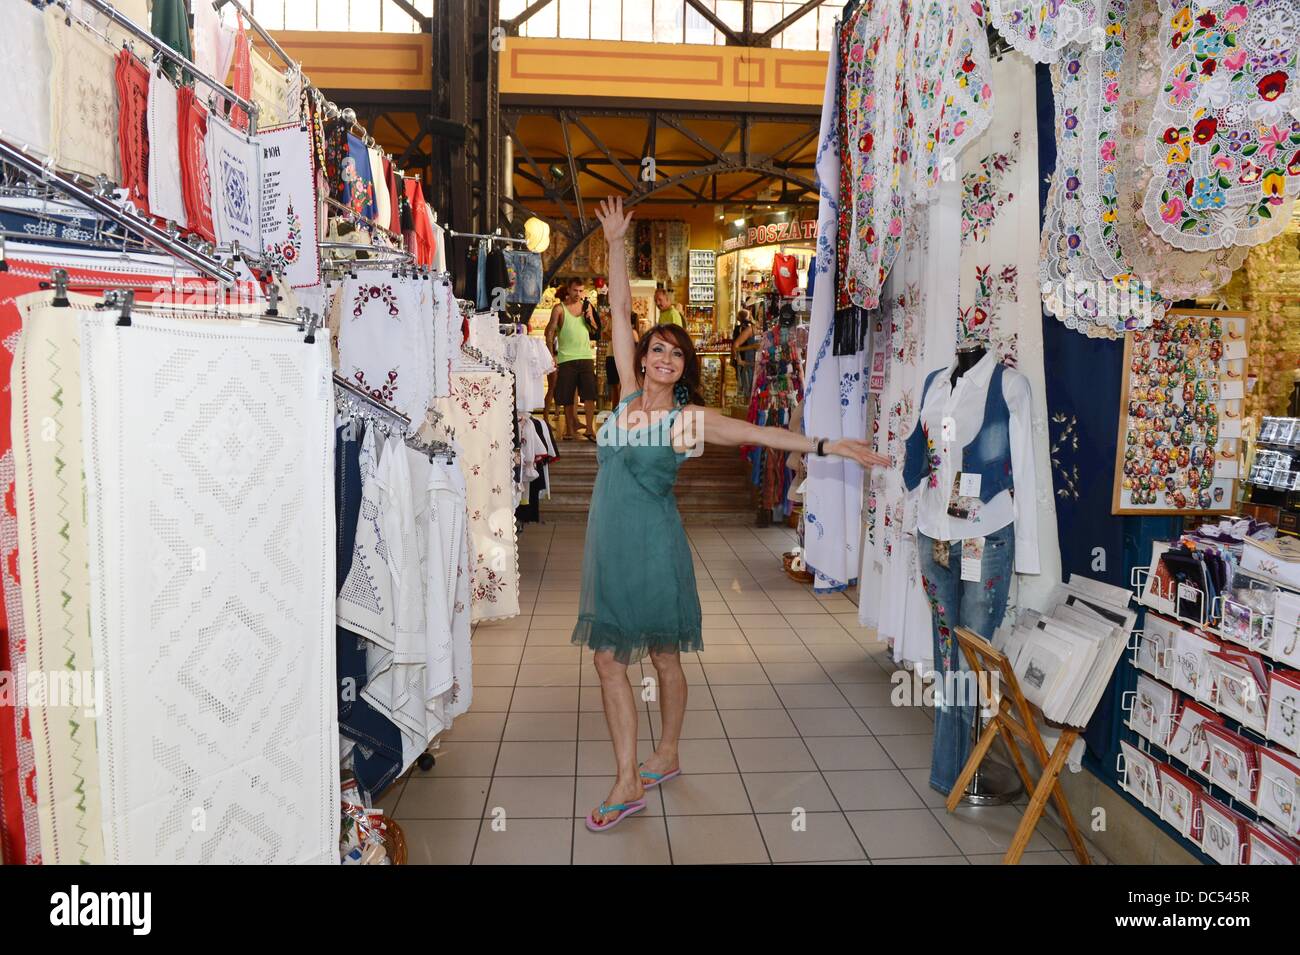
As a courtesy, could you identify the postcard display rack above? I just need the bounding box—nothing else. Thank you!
[1123,546,1300,864]
[1248,417,1300,535]
[1113,310,1249,516]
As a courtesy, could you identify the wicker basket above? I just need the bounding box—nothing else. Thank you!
[383,818,408,865]
[782,551,814,584]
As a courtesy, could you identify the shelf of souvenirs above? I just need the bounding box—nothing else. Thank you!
[1117,713,1300,864]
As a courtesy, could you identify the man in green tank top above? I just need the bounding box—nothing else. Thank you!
[546,277,599,440]
[654,287,684,327]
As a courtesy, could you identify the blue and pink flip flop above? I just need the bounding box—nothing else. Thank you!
[638,764,682,789]
[585,799,647,832]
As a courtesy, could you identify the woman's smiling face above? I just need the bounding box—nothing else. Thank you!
[643,332,686,386]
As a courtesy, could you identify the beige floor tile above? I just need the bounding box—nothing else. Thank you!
[401,819,480,864]
[856,705,934,735]
[467,685,514,712]
[517,664,581,687]
[472,817,573,865]
[774,684,851,709]
[901,767,948,808]
[969,850,1069,865]
[472,629,530,646]
[742,771,840,813]
[757,812,867,863]
[442,712,508,742]
[666,814,770,865]
[503,711,579,741]
[873,856,968,865]
[472,645,525,665]
[751,644,816,663]
[719,708,799,738]
[494,741,578,776]
[743,628,805,645]
[375,779,404,817]
[807,644,874,663]
[510,686,580,712]
[876,733,934,770]
[699,629,748,645]
[521,645,583,665]
[734,614,789,630]
[729,737,817,773]
[710,683,784,709]
[763,662,833,684]
[572,817,672,864]
[396,776,491,819]
[660,772,752,815]
[526,628,578,646]
[485,776,576,819]
[823,770,926,812]
[703,662,772,685]
[804,735,894,771]
[648,707,725,740]
[787,707,869,737]
[823,660,894,684]
[423,741,500,777]
[936,804,1059,855]
[696,644,759,663]
[845,809,961,860]
[473,664,520,687]
[836,682,899,707]
[676,737,741,774]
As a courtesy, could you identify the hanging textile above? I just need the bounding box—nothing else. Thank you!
[207,113,263,252]
[369,146,391,229]
[666,221,690,283]
[337,274,434,421]
[177,87,216,243]
[251,49,301,128]
[192,0,238,86]
[652,221,669,282]
[150,0,194,83]
[745,321,806,516]
[1,0,52,157]
[11,297,105,866]
[80,313,338,864]
[324,118,350,205]
[435,371,520,622]
[46,7,120,181]
[423,459,472,721]
[804,23,865,593]
[1113,0,1249,298]
[957,54,1063,612]
[228,15,253,132]
[988,0,1101,63]
[114,49,151,214]
[343,135,378,222]
[258,124,321,288]
[338,428,396,648]
[147,71,188,228]
[1138,0,1300,253]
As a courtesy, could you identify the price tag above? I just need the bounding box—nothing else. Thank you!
[958,472,981,498]
[961,537,985,583]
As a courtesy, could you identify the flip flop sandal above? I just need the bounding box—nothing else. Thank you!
[638,766,682,789]
[585,799,647,832]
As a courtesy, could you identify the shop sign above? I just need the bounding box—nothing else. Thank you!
[722,218,817,252]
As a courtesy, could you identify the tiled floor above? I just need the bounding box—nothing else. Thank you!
[385,521,1095,865]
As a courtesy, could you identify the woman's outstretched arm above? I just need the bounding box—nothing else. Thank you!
[671,405,890,469]
[594,197,638,390]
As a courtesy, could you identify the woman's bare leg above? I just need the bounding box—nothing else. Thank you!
[591,650,645,823]
[643,649,687,777]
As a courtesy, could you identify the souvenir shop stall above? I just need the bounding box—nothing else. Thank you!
[796,0,1300,865]
[0,0,549,866]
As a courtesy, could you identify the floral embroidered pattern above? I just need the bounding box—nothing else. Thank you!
[1140,0,1300,250]
[351,283,400,318]
[989,0,1101,64]
[962,136,1019,246]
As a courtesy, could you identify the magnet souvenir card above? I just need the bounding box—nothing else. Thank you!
[1167,699,1224,775]
[1113,309,1249,515]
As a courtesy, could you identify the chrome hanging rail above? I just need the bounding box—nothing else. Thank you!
[0,140,241,284]
[66,0,260,129]
[213,0,297,72]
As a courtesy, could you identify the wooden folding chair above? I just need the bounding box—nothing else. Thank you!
[946,627,1093,865]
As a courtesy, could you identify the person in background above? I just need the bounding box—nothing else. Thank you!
[546,277,600,441]
[655,287,684,327]
[604,304,639,408]
[731,308,759,402]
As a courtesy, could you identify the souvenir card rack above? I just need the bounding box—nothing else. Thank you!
[1123,553,1300,863]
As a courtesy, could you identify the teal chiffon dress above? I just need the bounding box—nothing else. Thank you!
[571,390,704,663]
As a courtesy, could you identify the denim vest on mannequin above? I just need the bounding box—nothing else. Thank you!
[901,362,1014,503]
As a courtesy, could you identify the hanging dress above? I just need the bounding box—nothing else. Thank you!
[571,390,703,664]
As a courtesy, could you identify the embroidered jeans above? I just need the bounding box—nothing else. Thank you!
[916,523,1014,795]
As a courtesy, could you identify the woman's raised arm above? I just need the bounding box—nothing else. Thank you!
[594,197,638,390]
[671,405,890,469]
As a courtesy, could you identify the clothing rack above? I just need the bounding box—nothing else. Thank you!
[332,372,454,459]
[460,342,511,377]
[0,140,241,284]
[446,228,529,246]
[321,196,405,246]
[65,0,260,127]
[213,0,297,73]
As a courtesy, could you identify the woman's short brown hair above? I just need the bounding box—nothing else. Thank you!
[634,324,705,406]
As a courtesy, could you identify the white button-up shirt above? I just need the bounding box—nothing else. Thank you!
[911,350,1040,575]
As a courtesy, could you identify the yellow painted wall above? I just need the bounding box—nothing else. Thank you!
[256,31,431,91]
[500,38,827,107]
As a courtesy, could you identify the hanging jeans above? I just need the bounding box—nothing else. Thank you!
[736,360,754,400]
[915,523,1015,795]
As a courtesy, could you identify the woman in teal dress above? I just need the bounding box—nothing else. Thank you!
[579,197,889,831]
